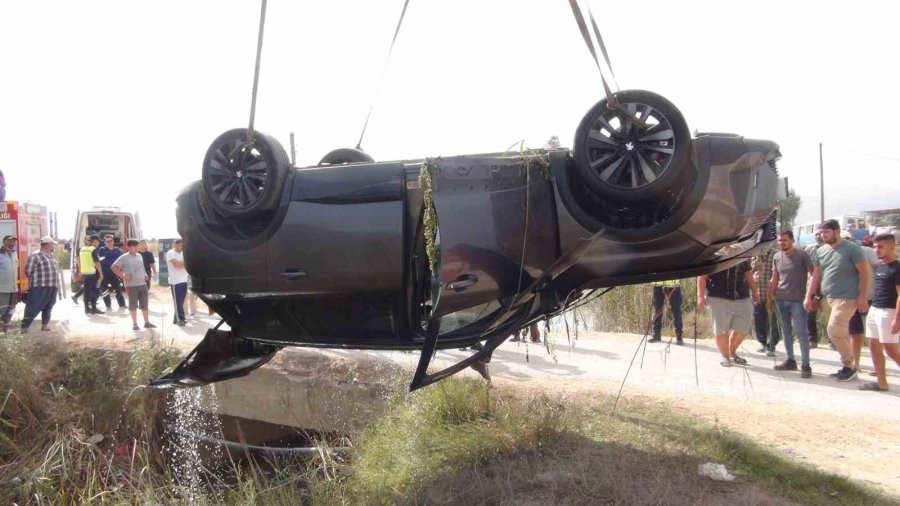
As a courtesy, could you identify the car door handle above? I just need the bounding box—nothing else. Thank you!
[279,269,307,280]
[447,274,478,291]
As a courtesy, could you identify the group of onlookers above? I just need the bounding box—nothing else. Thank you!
[650,218,900,391]
[0,234,198,334]
[73,235,195,330]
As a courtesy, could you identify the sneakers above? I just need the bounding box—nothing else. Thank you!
[800,365,812,378]
[766,347,776,357]
[676,337,684,346]
[774,359,797,371]
[91,308,105,315]
[835,367,858,382]
[175,321,187,327]
[809,341,819,349]
[757,346,768,353]
[647,337,662,343]
[132,324,140,330]
[144,322,157,329]
[40,324,51,332]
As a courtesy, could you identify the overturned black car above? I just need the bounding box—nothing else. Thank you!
[153,90,781,390]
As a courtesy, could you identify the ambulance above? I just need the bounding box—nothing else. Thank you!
[69,207,142,290]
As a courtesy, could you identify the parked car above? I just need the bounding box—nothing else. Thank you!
[152,90,781,391]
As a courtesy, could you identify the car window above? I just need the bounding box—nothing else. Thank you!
[439,300,502,335]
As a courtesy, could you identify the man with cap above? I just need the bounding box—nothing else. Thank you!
[0,235,19,331]
[22,236,60,332]
[77,235,104,315]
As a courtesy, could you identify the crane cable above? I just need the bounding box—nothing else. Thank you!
[246,0,269,144]
[356,0,412,151]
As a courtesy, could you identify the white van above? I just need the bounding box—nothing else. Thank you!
[69,207,143,273]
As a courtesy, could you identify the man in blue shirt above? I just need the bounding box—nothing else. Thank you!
[96,234,126,310]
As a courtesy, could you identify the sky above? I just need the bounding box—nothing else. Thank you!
[1,0,898,238]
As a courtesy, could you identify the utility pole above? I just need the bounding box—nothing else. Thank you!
[819,142,825,223]
[289,132,296,166]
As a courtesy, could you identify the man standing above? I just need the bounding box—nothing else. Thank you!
[112,240,156,331]
[648,279,683,345]
[166,239,188,326]
[769,230,814,377]
[804,219,869,381]
[77,235,104,315]
[849,232,879,372]
[752,246,780,355]
[22,236,59,332]
[859,234,900,391]
[0,235,18,331]
[138,240,156,289]
[698,261,759,367]
[97,234,126,310]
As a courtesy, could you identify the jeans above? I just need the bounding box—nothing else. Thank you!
[22,286,57,329]
[651,286,683,339]
[171,282,187,323]
[776,299,810,366]
[754,301,780,347]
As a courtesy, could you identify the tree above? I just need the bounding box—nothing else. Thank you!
[780,189,802,230]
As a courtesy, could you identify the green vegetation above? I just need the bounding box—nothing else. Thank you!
[0,337,892,504]
[419,158,441,276]
[306,379,893,505]
[584,279,713,339]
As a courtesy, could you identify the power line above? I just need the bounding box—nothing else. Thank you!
[833,147,900,162]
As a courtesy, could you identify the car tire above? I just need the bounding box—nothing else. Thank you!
[201,129,289,218]
[573,90,691,202]
[318,148,375,166]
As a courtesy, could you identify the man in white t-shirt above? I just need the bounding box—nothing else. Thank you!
[165,239,188,326]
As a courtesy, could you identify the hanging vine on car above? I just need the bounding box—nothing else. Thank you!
[419,158,441,276]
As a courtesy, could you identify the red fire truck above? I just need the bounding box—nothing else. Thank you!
[0,201,50,296]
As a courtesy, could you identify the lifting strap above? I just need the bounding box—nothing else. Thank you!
[567,0,646,129]
[567,0,617,105]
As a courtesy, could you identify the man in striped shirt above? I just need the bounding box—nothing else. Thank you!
[22,236,59,332]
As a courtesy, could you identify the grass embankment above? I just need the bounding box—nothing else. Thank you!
[0,335,891,504]
[308,380,891,505]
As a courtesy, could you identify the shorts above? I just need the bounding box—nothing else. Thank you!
[865,307,899,344]
[126,285,149,311]
[707,296,753,337]
[848,302,870,335]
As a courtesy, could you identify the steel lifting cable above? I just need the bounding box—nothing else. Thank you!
[247,0,269,144]
[356,0,412,150]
